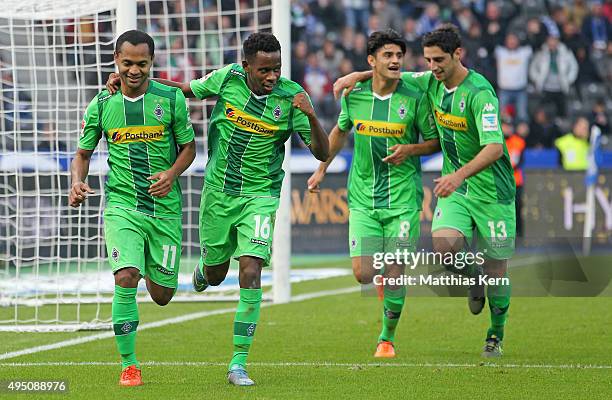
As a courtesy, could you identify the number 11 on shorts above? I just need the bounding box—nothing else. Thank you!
[162,245,177,271]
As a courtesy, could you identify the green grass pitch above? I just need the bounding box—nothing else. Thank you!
[0,257,611,399]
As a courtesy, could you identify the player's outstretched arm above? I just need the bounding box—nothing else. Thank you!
[148,140,196,198]
[332,71,373,99]
[292,93,329,162]
[307,124,349,193]
[69,148,95,208]
[153,78,195,98]
[433,143,503,197]
[383,139,441,165]
[104,73,195,98]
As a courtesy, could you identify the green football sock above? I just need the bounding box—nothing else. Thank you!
[486,274,511,341]
[378,286,406,343]
[112,285,140,369]
[229,288,262,370]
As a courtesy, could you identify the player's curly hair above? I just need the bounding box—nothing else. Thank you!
[243,32,281,60]
[421,24,462,55]
[367,29,407,56]
[115,30,155,57]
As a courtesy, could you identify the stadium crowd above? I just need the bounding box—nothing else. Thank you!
[289,0,611,151]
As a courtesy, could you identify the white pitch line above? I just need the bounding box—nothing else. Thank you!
[0,286,360,361]
[0,361,611,370]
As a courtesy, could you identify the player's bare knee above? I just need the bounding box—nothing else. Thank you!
[352,257,376,284]
[240,267,259,287]
[114,268,140,288]
[151,293,172,306]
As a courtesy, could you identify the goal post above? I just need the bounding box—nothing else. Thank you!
[271,0,291,304]
[0,0,291,332]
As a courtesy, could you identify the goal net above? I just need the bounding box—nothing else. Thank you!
[0,0,289,332]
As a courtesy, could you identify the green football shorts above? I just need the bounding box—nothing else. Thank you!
[348,208,421,257]
[431,192,516,260]
[103,207,182,288]
[199,186,279,267]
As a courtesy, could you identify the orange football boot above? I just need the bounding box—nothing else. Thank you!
[374,341,396,358]
[119,365,143,386]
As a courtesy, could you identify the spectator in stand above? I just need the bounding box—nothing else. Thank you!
[310,0,344,35]
[402,18,421,54]
[348,33,370,71]
[339,26,355,55]
[462,22,497,84]
[529,33,578,117]
[527,109,561,148]
[568,0,590,29]
[516,121,530,143]
[303,53,336,129]
[503,119,526,237]
[291,0,309,41]
[582,0,611,53]
[1,69,34,132]
[37,122,67,152]
[342,0,370,33]
[495,32,532,123]
[550,6,569,36]
[338,58,354,78]
[561,21,589,55]
[303,53,332,105]
[160,36,196,82]
[317,38,345,80]
[555,116,591,171]
[451,6,476,34]
[481,1,507,55]
[525,17,547,50]
[604,0,612,21]
[367,14,380,36]
[604,41,612,82]
[292,40,309,85]
[372,0,403,33]
[591,100,610,137]
[575,45,603,85]
[416,3,441,36]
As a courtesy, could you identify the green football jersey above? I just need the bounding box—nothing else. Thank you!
[408,70,515,204]
[337,76,438,210]
[79,80,195,218]
[189,63,312,197]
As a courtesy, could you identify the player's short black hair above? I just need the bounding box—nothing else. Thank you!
[367,29,406,56]
[115,30,155,57]
[421,24,462,54]
[243,32,281,60]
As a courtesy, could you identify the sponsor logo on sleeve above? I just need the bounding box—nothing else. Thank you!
[482,113,499,132]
